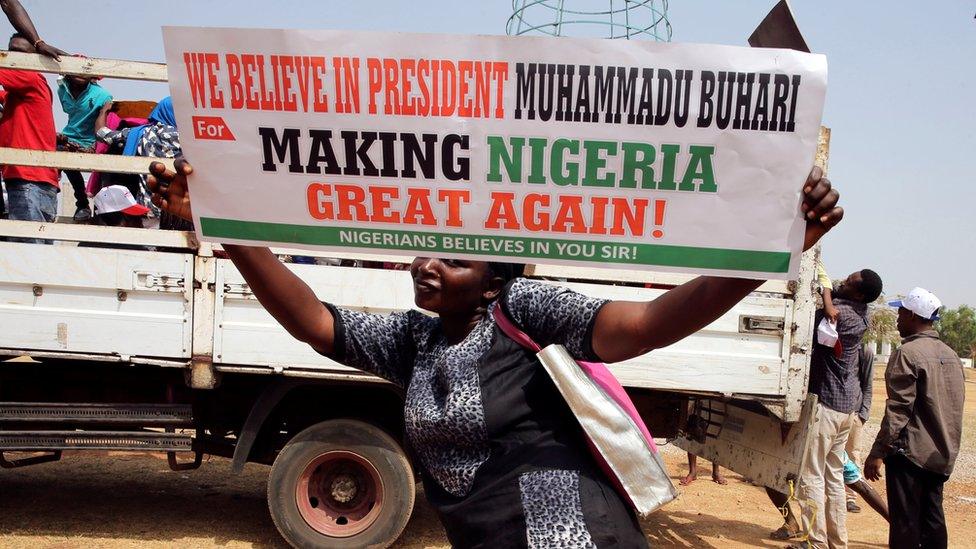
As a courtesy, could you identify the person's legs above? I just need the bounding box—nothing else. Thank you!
[62,169,88,208]
[844,418,862,508]
[680,453,698,485]
[824,412,854,548]
[56,142,92,219]
[848,479,889,522]
[6,180,57,222]
[798,403,838,548]
[841,451,863,513]
[919,470,948,549]
[767,487,801,539]
[5,179,58,244]
[844,416,862,464]
[885,454,923,549]
[711,462,728,484]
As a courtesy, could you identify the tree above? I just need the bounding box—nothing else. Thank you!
[862,294,899,351]
[937,305,976,359]
[865,304,899,347]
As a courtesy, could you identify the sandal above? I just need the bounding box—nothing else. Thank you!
[770,525,802,541]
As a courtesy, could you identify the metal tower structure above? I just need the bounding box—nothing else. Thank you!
[507,0,672,42]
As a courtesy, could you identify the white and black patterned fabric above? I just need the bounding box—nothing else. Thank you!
[323,279,647,547]
[519,470,597,548]
[96,123,182,217]
[97,123,182,158]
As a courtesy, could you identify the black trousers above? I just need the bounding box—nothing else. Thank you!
[63,169,89,209]
[885,453,949,549]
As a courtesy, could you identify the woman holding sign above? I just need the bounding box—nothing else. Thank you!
[149,160,841,548]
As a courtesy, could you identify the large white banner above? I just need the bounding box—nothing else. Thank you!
[163,27,826,279]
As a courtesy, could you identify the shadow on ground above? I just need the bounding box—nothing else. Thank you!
[0,451,447,548]
[0,453,286,547]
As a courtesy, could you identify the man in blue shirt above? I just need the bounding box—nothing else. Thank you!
[57,75,111,222]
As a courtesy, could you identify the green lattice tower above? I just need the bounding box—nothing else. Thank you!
[507,0,672,41]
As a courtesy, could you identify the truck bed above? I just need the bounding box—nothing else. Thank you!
[0,220,817,421]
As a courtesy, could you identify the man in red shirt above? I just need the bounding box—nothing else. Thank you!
[0,33,59,227]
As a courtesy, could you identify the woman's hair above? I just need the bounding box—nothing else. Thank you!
[487,262,525,284]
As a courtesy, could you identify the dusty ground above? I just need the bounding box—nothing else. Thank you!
[1,369,974,548]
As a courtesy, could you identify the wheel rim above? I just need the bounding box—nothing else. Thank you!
[295,450,385,537]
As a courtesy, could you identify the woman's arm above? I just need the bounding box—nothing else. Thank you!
[223,244,336,354]
[147,160,336,354]
[592,166,843,363]
[592,277,762,362]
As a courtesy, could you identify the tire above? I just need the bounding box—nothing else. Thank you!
[267,419,415,548]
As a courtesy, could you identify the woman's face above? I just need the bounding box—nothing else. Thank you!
[409,258,500,315]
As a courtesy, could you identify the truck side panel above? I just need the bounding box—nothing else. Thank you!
[214,260,414,370]
[0,242,193,359]
[557,280,792,397]
[212,259,799,412]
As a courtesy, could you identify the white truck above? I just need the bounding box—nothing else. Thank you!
[0,51,829,548]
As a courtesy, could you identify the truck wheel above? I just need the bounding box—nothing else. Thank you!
[267,419,415,548]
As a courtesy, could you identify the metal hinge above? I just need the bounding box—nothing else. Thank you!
[738,315,786,335]
[223,282,253,297]
[134,272,185,291]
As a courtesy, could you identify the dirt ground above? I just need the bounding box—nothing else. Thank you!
[1,369,974,548]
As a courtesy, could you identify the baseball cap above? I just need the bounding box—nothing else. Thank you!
[94,185,150,216]
[888,287,942,321]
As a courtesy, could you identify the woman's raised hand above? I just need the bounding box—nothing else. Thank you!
[148,159,194,222]
[801,166,843,251]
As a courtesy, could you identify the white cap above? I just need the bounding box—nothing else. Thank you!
[94,185,150,216]
[889,287,942,321]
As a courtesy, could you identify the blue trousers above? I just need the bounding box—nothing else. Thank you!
[5,179,58,244]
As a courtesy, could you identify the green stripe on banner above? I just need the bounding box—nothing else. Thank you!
[200,217,791,273]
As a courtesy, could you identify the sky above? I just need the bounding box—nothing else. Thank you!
[23,0,975,306]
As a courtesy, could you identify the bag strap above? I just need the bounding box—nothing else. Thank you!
[491,304,541,352]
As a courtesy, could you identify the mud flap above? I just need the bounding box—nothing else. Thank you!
[675,394,819,493]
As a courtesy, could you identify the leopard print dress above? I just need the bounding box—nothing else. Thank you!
[324,278,647,548]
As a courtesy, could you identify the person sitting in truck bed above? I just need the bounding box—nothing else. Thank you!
[147,159,844,548]
[91,184,148,229]
[95,96,186,230]
[78,185,180,253]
